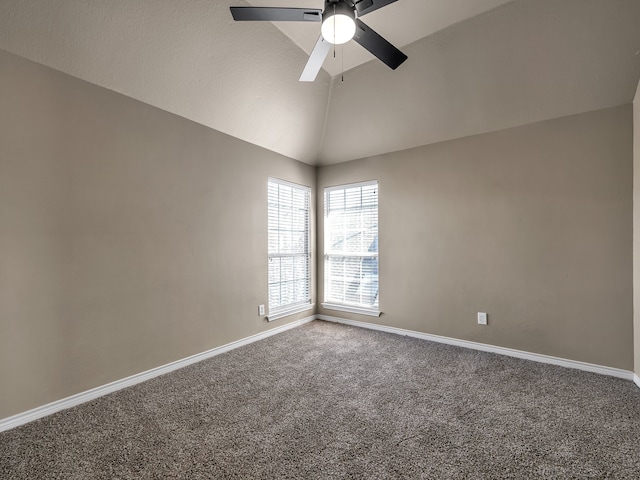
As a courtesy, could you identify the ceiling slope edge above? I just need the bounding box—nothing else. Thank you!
[0,0,332,165]
[317,0,640,165]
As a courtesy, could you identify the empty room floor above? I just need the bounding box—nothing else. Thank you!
[1,320,639,479]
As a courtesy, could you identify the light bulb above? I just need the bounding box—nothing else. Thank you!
[321,13,356,45]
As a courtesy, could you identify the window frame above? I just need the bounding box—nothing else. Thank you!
[267,178,313,321]
[322,180,381,317]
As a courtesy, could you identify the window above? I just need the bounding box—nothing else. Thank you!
[323,181,380,316]
[267,178,312,320]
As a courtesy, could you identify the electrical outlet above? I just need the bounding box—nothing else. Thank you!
[477,312,488,325]
[258,304,265,316]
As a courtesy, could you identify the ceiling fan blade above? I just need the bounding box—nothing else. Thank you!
[353,19,407,70]
[230,7,322,22]
[354,0,398,17]
[300,35,331,82]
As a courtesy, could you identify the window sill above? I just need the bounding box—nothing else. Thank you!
[267,303,315,322]
[321,303,381,317]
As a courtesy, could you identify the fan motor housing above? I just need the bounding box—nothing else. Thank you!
[323,0,357,21]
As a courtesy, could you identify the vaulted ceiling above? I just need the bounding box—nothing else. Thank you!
[1,0,640,165]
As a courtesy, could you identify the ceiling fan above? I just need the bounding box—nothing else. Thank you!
[230,0,408,82]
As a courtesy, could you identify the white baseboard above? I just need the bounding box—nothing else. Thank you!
[317,315,635,381]
[0,315,314,433]
[2,313,637,433]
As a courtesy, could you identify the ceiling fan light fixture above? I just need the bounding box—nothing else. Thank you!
[230,1,407,82]
[321,2,356,45]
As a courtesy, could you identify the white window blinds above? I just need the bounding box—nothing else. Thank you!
[268,179,311,316]
[324,181,379,311]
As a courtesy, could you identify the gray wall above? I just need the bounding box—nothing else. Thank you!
[318,105,633,370]
[1,47,636,421]
[634,81,640,378]
[0,50,316,419]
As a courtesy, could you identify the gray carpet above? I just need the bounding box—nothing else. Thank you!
[1,320,639,479]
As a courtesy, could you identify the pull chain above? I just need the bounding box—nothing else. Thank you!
[341,43,344,82]
[333,4,336,58]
